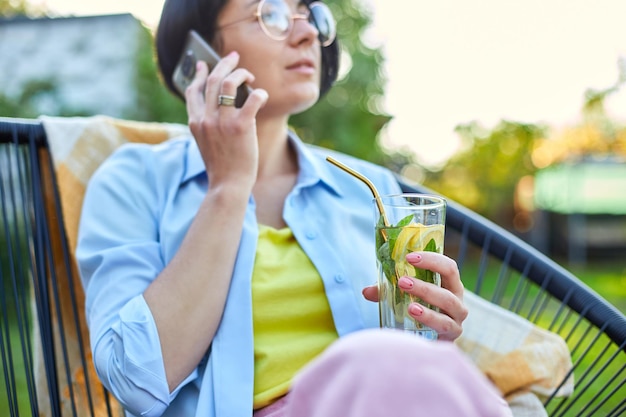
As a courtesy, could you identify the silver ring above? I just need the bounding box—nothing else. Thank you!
[217,94,236,106]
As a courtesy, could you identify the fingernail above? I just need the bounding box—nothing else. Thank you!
[398,277,413,289]
[409,303,424,316]
[406,253,422,263]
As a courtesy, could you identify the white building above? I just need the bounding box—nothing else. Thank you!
[0,13,145,117]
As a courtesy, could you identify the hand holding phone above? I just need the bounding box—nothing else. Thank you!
[172,30,250,107]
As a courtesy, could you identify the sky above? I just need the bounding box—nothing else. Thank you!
[36,0,626,168]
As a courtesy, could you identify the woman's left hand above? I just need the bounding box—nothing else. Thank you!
[362,251,468,341]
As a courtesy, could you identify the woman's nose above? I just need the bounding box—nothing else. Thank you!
[291,14,319,44]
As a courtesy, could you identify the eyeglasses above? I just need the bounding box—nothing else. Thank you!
[219,0,336,47]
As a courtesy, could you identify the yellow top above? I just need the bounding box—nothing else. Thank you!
[252,225,339,409]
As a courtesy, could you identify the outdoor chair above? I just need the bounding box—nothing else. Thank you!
[1,116,624,417]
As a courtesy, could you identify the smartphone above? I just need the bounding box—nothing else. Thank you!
[172,30,250,107]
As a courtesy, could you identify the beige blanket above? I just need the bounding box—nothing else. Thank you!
[38,115,574,416]
[457,291,574,416]
[41,115,189,253]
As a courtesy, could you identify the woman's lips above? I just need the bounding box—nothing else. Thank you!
[287,59,316,74]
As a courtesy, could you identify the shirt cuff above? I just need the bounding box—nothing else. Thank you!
[94,295,198,415]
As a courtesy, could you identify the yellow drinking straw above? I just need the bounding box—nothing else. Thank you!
[326,156,390,236]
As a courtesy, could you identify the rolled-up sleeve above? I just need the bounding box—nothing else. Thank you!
[93,295,196,416]
[76,143,197,417]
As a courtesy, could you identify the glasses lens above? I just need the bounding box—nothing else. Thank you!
[259,0,336,45]
[260,0,291,39]
[309,2,336,46]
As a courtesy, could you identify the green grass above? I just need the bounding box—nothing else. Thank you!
[1,318,34,416]
[567,261,626,313]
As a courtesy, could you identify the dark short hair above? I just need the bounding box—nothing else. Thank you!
[155,0,339,100]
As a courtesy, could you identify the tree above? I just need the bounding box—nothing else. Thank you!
[532,65,626,169]
[130,24,188,124]
[0,0,46,17]
[420,59,626,229]
[0,79,56,118]
[423,121,545,226]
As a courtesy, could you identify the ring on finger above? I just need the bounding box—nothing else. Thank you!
[217,94,236,107]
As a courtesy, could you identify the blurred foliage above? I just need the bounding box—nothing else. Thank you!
[423,120,546,225]
[0,78,92,118]
[129,23,188,124]
[422,62,626,227]
[532,119,626,169]
[532,77,626,169]
[0,0,44,17]
[0,79,52,118]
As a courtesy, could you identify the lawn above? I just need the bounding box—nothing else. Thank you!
[567,261,626,313]
[1,316,34,416]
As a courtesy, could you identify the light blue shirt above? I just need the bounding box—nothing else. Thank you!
[76,132,402,417]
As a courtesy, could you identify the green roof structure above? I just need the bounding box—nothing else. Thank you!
[534,160,626,215]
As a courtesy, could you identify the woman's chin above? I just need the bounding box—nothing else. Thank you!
[292,97,319,114]
[291,88,321,113]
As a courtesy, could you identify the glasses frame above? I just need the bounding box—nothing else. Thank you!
[218,0,336,47]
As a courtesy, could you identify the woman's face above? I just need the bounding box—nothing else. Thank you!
[216,0,322,115]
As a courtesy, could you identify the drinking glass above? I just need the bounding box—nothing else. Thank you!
[374,194,446,340]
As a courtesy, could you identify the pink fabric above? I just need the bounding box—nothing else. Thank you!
[280,328,513,417]
[254,395,289,417]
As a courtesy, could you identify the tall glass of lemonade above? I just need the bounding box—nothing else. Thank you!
[374,194,446,340]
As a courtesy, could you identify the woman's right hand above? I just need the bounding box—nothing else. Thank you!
[185,52,268,191]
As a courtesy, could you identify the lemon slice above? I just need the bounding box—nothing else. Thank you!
[391,223,444,279]
[391,223,444,263]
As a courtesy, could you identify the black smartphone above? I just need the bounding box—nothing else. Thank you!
[172,30,250,107]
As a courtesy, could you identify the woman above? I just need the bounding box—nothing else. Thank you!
[76,0,511,416]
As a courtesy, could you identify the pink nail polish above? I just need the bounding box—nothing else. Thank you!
[409,303,424,316]
[406,253,422,263]
[398,277,414,289]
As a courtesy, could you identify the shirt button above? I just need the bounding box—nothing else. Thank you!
[306,231,317,240]
[334,274,345,283]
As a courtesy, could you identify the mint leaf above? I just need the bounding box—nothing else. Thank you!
[415,238,438,284]
[376,241,396,284]
[386,214,413,256]
[423,238,437,253]
[375,214,416,284]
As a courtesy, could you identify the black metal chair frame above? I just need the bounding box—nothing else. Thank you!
[1,117,625,416]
